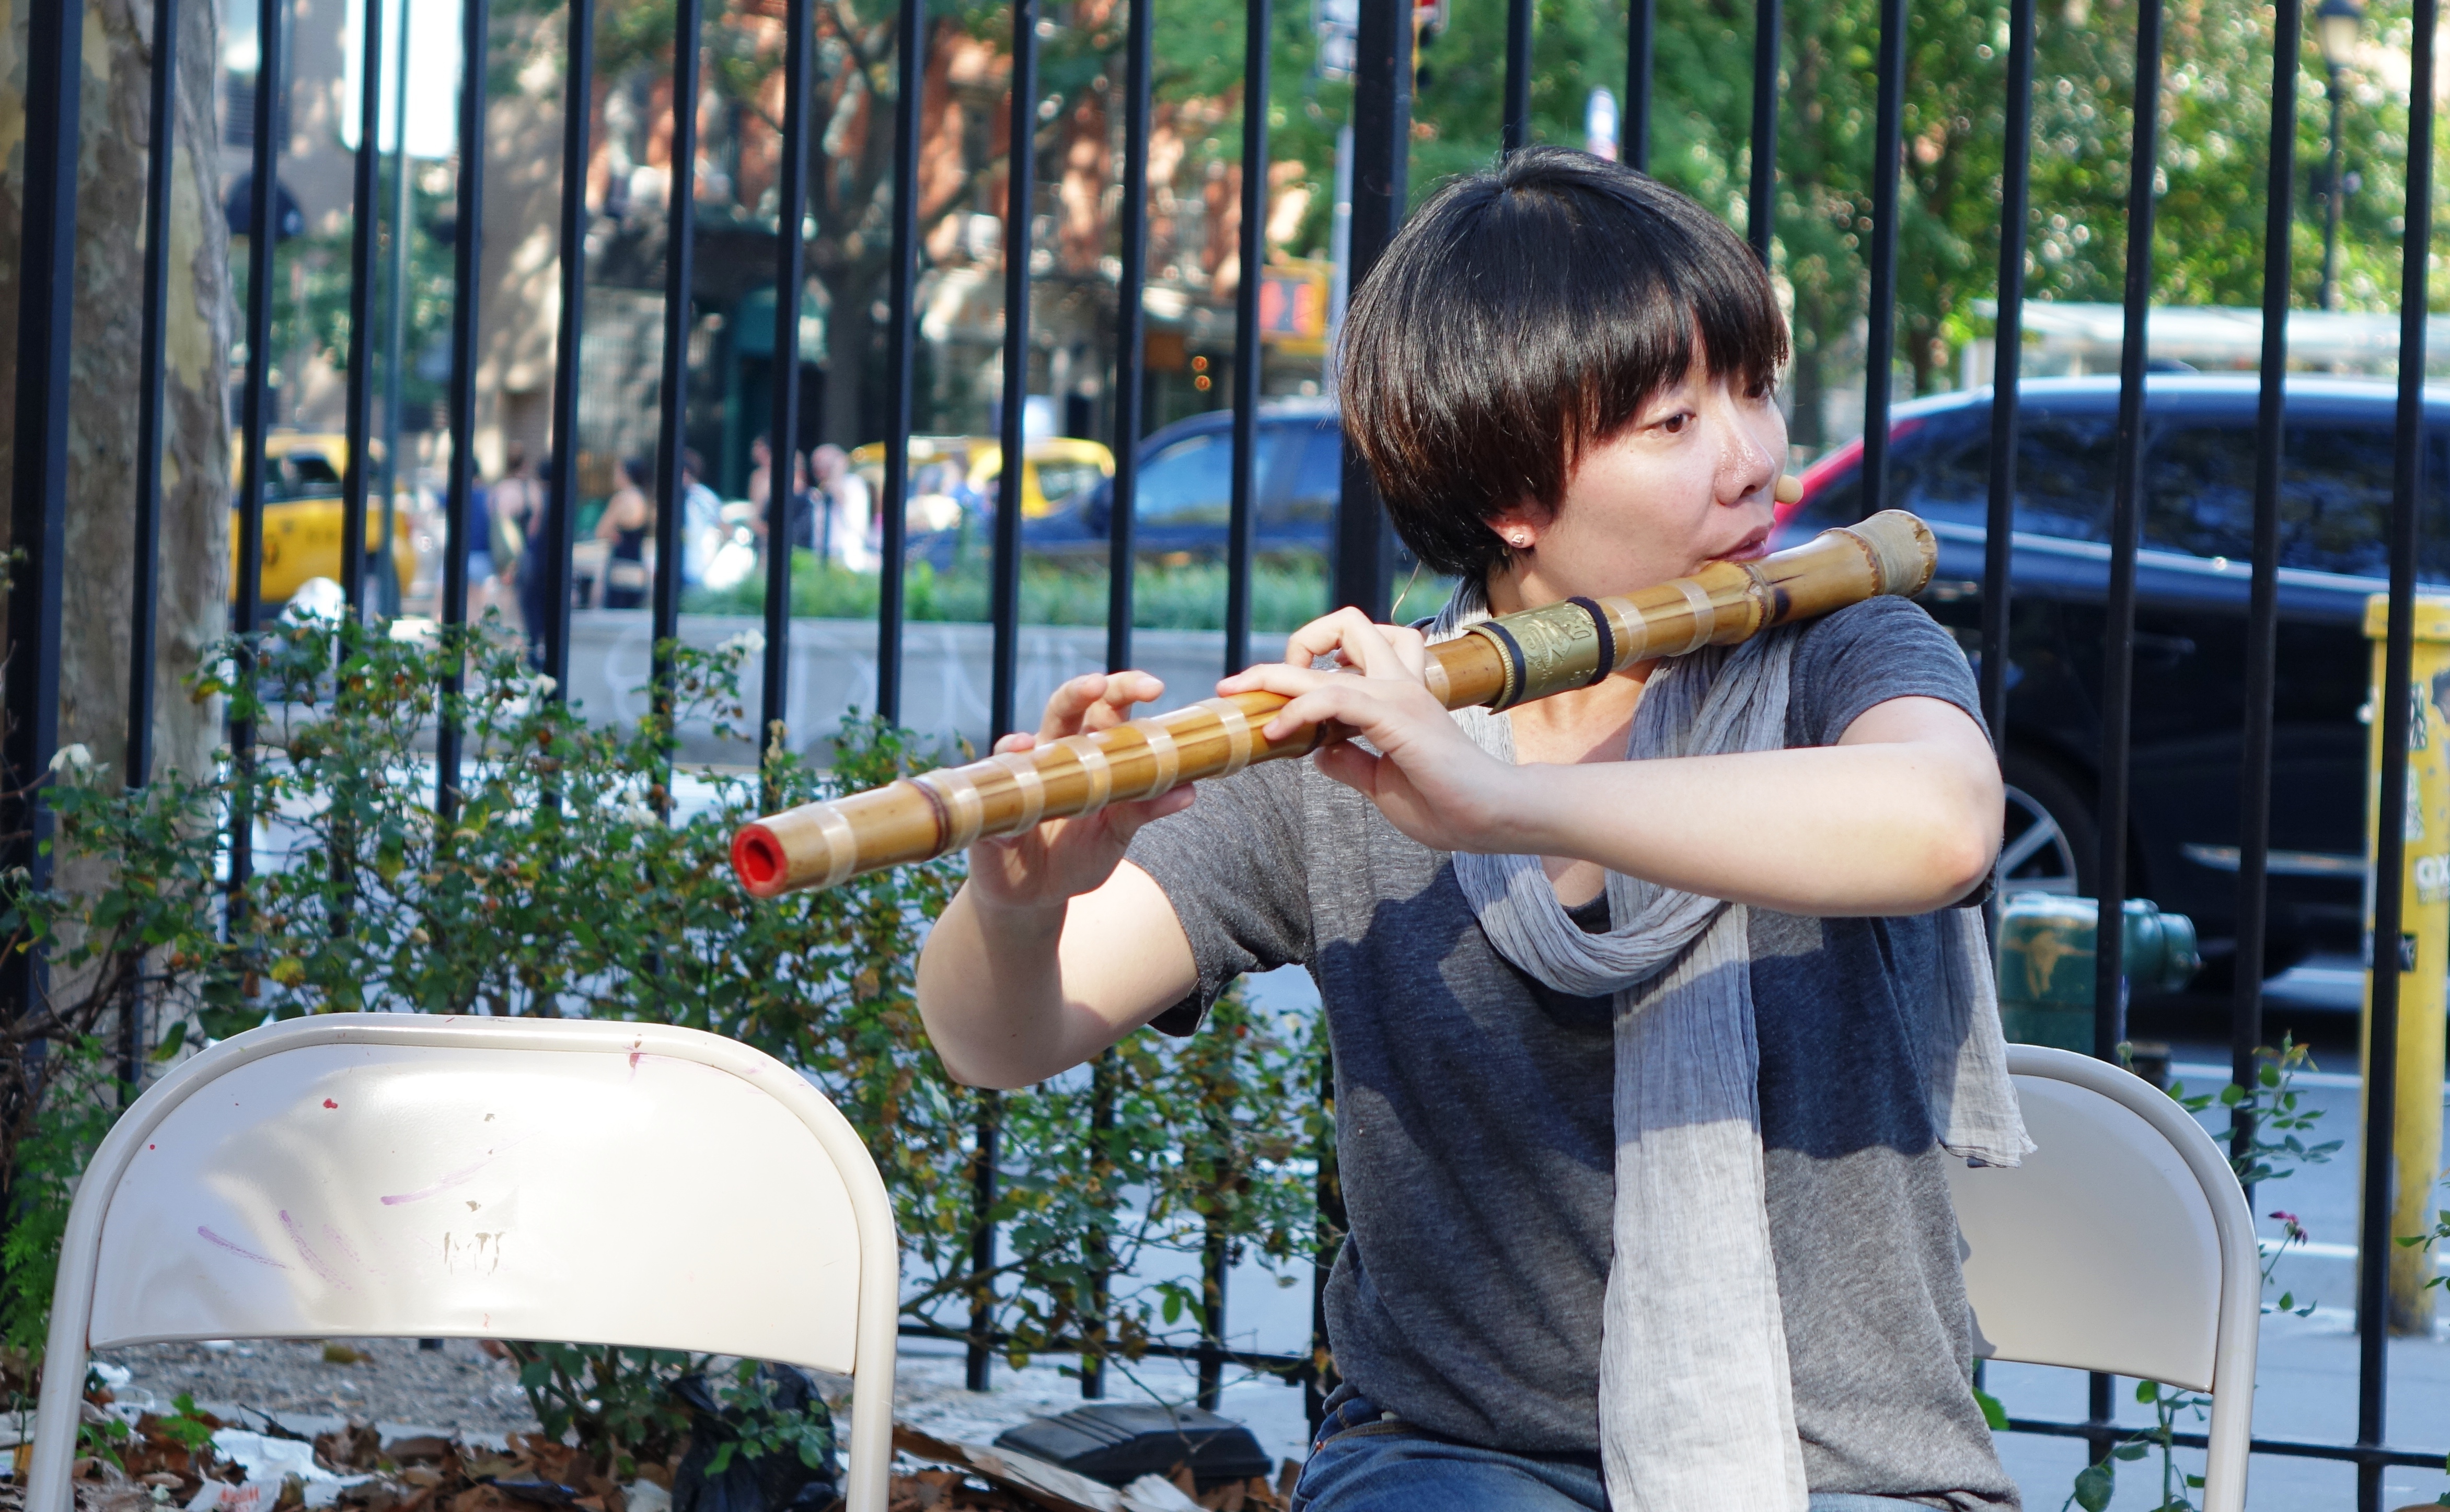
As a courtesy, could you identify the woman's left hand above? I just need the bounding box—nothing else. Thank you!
[1217,609,1527,853]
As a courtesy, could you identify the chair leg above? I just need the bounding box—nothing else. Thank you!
[25,1333,90,1512]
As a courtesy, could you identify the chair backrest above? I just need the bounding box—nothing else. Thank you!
[1945,1044,2259,1509]
[1947,1044,2255,1388]
[34,1015,898,1512]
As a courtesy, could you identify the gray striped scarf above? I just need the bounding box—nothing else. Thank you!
[1428,586,2029,1512]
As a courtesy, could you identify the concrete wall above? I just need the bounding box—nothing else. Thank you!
[563,611,1261,767]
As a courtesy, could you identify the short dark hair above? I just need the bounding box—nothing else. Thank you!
[1339,148,1788,581]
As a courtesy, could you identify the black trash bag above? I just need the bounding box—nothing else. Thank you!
[670,1365,838,1512]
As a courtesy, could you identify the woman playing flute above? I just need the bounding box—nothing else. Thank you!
[916,147,2025,1512]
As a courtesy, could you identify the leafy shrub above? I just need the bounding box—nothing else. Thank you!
[0,614,1330,1450]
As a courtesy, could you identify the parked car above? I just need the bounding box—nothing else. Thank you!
[1777,374,2450,978]
[847,434,1114,528]
[227,432,418,612]
[1023,402,1346,559]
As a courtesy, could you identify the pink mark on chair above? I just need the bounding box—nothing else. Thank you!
[279,1211,351,1289]
[197,1226,288,1269]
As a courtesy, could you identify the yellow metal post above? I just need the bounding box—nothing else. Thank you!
[2362,594,2450,1334]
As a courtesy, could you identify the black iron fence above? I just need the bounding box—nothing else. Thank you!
[7,0,2447,1502]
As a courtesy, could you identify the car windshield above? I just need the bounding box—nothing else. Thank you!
[1805,404,2450,580]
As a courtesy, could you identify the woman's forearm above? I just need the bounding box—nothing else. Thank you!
[916,861,1200,1089]
[915,888,1074,1087]
[1510,737,1998,916]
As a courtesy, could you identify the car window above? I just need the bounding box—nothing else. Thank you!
[2012,412,2119,543]
[1136,431,1283,527]
[2145,420,2450,578]
[1266,424,1340,528]
[1795,409,2116,544]
[1035,459,1104,509]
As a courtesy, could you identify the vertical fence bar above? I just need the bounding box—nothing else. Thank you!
[341,0,383,617]
[131,0,181,786]
[1226,0,1269,678]
[968,1089,1003,1391]
[124,0,180,1087]
[544,0,595,702]
[2093,0,2161,1064]
[2089,0,2162,1463]
[1745,0,1778,262]
[1082,0,1154,1398]
[436,0,491,821]
[1108,0,1152,678]
[1856,0,1906,514]
[875,0,923,723]
[378,13,411,620]
[991,0,1039,743]
[650,0,707,803]
[1502,0,1532,154]
[229,0,286,919]
[1198,1205,1229,1410]
[2362,5,2434,1502]
[4,0,83,1022]
[2232,0,2299,1177]
[1305,1047,1342,1433]
[1334,0,1409,621]
[1082,1053,1116,1399]
[1978,0,2030,746]
[761,0,813,792]
[1319,0,1405,1421]
[1624,0,1652,171]
[975,0,1041,1393]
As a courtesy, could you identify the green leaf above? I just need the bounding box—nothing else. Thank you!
[1972,1386,2008,1430]
[2074,1461,2116,1512]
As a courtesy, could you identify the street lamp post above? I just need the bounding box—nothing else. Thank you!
[2317,0,2363,310]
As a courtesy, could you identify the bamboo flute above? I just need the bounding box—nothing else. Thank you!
[732,509,1937,896]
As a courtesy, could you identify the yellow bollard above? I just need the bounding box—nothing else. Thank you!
[2362,594,2450,1335]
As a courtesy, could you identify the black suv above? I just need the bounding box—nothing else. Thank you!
[1779,374,2450,976]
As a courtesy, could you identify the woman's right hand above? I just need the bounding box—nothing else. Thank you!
[962,671,1193,912]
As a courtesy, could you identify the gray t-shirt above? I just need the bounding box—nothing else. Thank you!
[1126,596,2018,1510]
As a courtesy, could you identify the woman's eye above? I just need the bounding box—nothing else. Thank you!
[1657,413,1690,434]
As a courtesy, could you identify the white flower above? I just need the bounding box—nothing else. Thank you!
[719,630,767,658]
[47,743,93,775]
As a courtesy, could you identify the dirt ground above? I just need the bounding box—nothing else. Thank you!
[88,1338,539,1439]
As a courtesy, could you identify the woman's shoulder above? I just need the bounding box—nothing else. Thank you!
[1783,594,1980,744]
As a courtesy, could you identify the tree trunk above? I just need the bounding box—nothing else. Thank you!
[0,0,233,1020]
[0,0,230,782]
[1788,293,1830,452]
[822,269,883,447]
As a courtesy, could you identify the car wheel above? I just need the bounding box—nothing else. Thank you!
[1998,750,2098,899]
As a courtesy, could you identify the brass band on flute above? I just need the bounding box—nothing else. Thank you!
[729,509,1938,898]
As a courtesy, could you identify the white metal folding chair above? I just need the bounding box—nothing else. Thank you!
[1947,1043,2261,1512]
[28,1014,898,1512]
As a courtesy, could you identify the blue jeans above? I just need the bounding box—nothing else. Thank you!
[1290,1395,1938,1512]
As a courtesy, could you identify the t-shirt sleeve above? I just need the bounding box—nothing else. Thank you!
[1787,596,1993,908]
[1123,757,1313,1035]
[1786,595,1987,749]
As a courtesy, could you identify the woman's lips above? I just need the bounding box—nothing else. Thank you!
[1714,528,1772,563]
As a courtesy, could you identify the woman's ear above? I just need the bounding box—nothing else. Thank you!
[1486,502,1544,552]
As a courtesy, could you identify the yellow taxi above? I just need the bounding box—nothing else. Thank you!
[847,435,1113,522]
[227,432,418,607]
